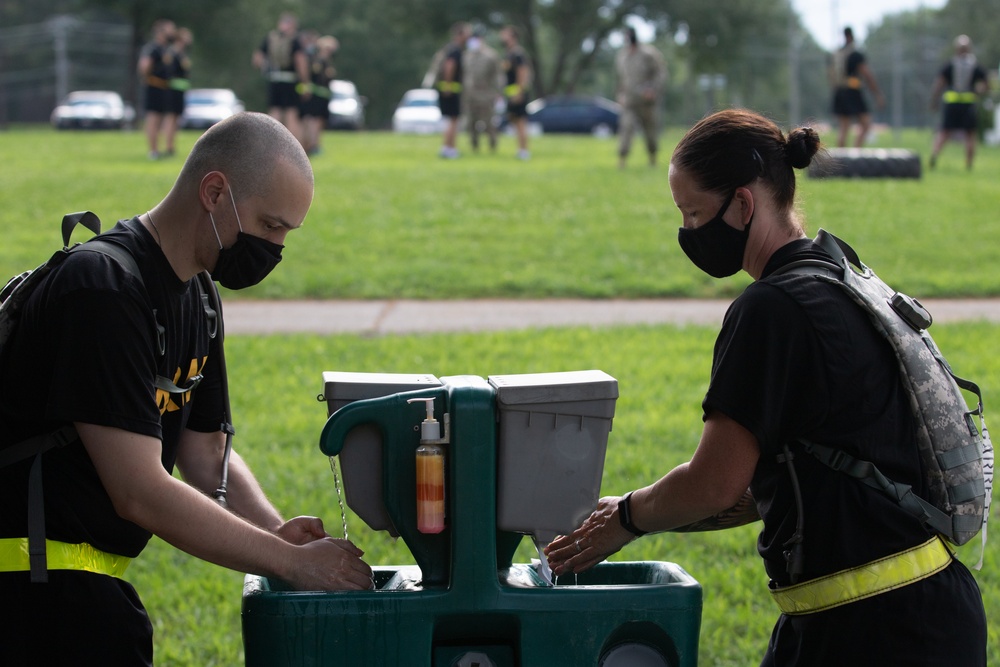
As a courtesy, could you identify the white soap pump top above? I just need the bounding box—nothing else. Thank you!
[407,397,441,442]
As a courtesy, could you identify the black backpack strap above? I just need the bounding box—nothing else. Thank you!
[60,211,101,248]
[0,424,78,469]
[800,439,982,541]
[0,425,79,584]
[196,271,236,507]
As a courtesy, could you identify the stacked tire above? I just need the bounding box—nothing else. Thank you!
[808,148,922,179]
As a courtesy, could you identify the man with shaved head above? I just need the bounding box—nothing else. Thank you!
[0,112,372,665]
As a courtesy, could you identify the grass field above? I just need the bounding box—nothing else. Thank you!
[1,124,998,665]
[2,124,1000,299]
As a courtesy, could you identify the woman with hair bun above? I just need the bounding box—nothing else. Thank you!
[547,109,986,665]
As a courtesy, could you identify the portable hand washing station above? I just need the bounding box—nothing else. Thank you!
[241,370,702,666]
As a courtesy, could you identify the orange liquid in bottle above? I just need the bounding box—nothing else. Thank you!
[416,446,445,533]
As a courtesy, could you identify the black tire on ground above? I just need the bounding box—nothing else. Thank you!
[808,148,922,179]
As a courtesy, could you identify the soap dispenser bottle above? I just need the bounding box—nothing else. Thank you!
[408,397,446,534]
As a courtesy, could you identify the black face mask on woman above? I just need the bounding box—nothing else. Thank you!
[676,191,752,278]
[209,186,284,290]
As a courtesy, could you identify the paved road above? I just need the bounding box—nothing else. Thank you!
[223,298,1000,335]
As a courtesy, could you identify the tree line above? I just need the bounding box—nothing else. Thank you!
[2,0,997,129]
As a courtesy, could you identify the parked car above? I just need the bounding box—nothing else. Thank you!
[524,95,621,136]
[327,80,366,130]
[51,91,135,130]
[392,88,445,134]
[179,88,245,129]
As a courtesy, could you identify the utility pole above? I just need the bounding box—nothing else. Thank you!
[49,15,78,105]
[788,3,802,127]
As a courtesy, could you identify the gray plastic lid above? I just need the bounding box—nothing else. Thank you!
[322,371,440,401]
[488,370,618,405]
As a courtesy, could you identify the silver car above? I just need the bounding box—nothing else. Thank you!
[51,91,136,130]
[327,80,366,130]
[179,88,245,130]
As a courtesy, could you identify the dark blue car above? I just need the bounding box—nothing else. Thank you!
[525,95,621,136]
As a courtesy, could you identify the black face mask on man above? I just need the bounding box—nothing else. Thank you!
[209,185,284,290]
[676,191,752,278]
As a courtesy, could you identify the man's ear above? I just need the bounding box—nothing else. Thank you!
[199,171,228,211]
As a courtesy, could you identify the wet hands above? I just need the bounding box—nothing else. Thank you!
[276,515,329,545]
[544,496,635,577]
[277,516,374,591]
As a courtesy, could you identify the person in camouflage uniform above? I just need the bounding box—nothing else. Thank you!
[614,27,666,169]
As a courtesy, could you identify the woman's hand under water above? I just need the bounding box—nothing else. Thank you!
[544,496,636,577]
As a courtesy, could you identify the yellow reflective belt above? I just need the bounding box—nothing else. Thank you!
[943,91,978,104]
[504,84,521,97]
[436,81,462,93]
[770,537,952,615]
[0,538,132,579]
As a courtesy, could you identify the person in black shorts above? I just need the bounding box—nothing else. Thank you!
[929,35,988,170]
[829,27,884,147]
[299,33,338,156]
[137,19,177,160]
[546,108,987,667]
[252,13,310,145]
[435,22,470,159]
[501,25,533,160]
[163,27,192,154]
[0,113,373,665]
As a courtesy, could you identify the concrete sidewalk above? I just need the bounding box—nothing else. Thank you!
[222,298,1000,335]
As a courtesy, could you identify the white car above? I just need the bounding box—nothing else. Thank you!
[51,91,135,130]
[391,88,445,134]
[327,80,366,130]
[179,88,245,130]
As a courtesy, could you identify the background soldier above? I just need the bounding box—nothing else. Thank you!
[252,13,310,143]
[929,35,988,170]
[615,27,666,169]
[829,26,885,148]
[137,19,178,160]
[462,27,502,154]
[500,26,533,161]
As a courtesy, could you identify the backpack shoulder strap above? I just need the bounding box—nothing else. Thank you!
[194,271,236,506]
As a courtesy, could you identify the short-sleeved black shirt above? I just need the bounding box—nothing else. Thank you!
[0,217,225,558]
[704,238,986,665]
[444,44,464,86]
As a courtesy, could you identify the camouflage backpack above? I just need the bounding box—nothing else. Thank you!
[776,229,992,567]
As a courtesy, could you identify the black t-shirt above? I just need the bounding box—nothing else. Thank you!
[705,239,930,584]
[444,44,463,85]
[844,50,865,78]
[140,41,172,82]
[504,47,526,88]
[0,217,225,558]
[940,61,987,94]
[706,239,986,665]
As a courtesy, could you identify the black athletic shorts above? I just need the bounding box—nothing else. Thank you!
[941,102,977,131]
[832,87,868,117]
[438,92,461,118]
[301,94,329,119]
[166,89,185,116]
[144,86,170,114]
[506,98,528,118]
[268,81,301,110]
[0,570,153,666]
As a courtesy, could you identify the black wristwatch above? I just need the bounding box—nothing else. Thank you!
[617,490,647,536]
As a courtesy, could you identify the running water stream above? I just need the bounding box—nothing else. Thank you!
[328,456,350,540]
